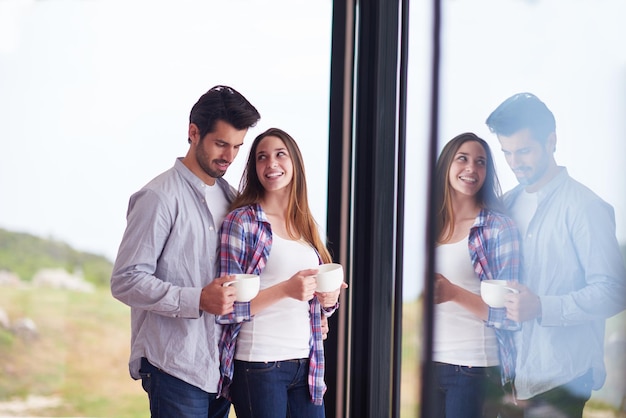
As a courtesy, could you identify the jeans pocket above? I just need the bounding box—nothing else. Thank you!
[139,358,152,394]
[139,371,151,394]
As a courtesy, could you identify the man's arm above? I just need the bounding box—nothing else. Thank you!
[110,189,203,319]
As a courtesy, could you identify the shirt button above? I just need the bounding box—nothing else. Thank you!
[209,226,214,231]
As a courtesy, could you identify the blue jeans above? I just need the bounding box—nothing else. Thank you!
[230,358,325,418]
[434,362,496,418]
[521,369,593,418]
[139,357,231,418]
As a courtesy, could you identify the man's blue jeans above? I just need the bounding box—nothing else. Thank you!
[230,358,325,418]
[433,362,496,418]
[522,369,593,418]
[139,357,231,418]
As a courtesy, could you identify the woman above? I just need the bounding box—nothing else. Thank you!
[432,132,520,418]
[217,128,343,418]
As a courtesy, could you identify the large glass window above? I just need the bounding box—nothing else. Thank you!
[3,0,625,416]
[403,0,626,416]
[0,1,332,416]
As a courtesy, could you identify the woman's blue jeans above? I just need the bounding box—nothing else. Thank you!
[139,357,231,418]
[433,361,498,418]
[230,358,325,418]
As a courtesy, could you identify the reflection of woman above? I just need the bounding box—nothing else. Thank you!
[432,133,520,418]
[217,128,343,418]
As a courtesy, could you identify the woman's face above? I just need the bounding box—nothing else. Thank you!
[255,135,294,193]
[447,140,487,199]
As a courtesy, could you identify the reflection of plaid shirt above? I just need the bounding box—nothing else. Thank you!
[216,203,329,406]
[469,208,521,386]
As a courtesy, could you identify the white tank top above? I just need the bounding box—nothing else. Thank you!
[235,234,319,362]
[433,237,499,367]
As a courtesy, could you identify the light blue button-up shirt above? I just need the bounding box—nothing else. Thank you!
[504,167,626,400]
[111,158,236,393]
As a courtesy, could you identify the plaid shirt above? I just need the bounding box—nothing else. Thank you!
[216,203,329,405]
[469,208,521,386]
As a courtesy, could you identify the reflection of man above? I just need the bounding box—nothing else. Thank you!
[486,92,626,417]
[111,85,260,418]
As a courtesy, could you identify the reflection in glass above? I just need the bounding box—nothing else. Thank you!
[403,0,626,416]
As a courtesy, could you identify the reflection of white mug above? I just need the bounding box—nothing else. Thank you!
[480,279,519,308]
[223,274,260,302]
[315,263,344,292]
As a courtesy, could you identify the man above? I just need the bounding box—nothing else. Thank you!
[485,92,626,417]
[111,85,260,417]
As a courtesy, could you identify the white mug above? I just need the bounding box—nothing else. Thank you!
[223,274,260,302]
[480,279,519,308]
[315,263,344,292]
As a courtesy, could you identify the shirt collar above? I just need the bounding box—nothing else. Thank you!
[535,166,568,202]
[472,207,490,228]
[250,203,270,224]
[173,157,236,202]
[507,166,568,205]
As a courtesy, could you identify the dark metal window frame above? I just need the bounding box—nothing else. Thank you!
[325,0,432,417]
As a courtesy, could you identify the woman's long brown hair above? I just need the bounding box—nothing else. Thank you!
[230,128,332,263]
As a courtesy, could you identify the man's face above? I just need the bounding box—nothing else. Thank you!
[498,127,554,187]
[194,120,247,182]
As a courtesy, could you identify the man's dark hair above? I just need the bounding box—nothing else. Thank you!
[485,92,556,144]
[188,85,261,143]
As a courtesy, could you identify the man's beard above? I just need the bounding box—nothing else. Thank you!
[196,146,228,179]
[199,160,227,179]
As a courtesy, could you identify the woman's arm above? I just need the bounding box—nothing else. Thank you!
[435,273,489,321]
[249,268,318,315]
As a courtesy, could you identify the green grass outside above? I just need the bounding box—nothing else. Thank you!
[0,287,623,417]
[0,286,147,417]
